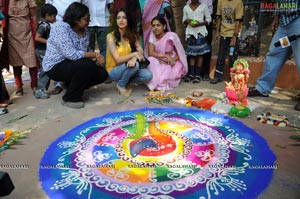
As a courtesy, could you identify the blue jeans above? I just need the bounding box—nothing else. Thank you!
[256,16,300,96]
[36,49,50,90]
[88,26,108,58]
[109,63,153,88]
[36,49,64,90]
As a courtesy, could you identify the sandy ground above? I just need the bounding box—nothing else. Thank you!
[1,78,300,199]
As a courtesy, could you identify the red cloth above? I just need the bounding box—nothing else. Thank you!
[0,0,10,70]
[12,66,38,89]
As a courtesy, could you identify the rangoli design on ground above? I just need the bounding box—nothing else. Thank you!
[39,107,276,199]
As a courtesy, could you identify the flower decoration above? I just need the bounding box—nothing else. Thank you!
[184,97,217,110]
[257,112,289,127]
[0,129,30,154]
[145,90,178,104]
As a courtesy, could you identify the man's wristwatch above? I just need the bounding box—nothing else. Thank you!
[233,32,238,37]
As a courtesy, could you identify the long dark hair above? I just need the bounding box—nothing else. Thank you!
[110,8,137,49]
[63,2,89,28]
[151,16,169,33]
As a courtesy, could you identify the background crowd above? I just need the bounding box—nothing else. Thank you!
[0,0,299,111]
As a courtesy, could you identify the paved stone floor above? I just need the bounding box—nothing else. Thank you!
[1,79,300,199]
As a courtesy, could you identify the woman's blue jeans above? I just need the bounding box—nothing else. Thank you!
[109,63,153,88]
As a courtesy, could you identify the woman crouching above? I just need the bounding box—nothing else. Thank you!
[42,2,108,108]
[106,8,153,97]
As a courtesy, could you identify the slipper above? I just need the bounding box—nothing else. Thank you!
[0,107,8,115]
[51,86,63,95]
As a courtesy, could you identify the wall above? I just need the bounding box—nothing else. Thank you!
[209,56,300,90]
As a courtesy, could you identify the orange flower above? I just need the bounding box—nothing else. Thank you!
[0,129,12,146]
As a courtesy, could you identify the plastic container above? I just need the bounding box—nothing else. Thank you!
[229,46,235,56]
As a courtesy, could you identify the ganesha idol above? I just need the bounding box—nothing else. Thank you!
[225,59,250,106]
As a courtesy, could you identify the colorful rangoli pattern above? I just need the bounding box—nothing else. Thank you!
[39,108,276,199]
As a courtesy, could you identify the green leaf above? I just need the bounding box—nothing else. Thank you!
[7,114,29,123]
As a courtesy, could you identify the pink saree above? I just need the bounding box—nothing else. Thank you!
[146,32,188,91]
[142,0,171,55]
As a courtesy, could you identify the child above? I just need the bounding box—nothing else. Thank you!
[34,4,57,99]
[183,0,211,83]
[210,0,243,84]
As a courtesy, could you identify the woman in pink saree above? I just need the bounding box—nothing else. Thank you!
[146,16,187,91]
[142,0,175,55]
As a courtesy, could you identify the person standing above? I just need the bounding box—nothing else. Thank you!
[34,4,57,99]
[200,0,213,81]
[186,0,213,81]
[82,0,113,58]
[248,0,300,111]
[210,0,243,84]
[183,0,211,83]
[0,0,39,96]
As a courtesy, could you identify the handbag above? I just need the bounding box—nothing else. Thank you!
[0,11,5,20]
[130,43,150,69]
[138,58,150,69]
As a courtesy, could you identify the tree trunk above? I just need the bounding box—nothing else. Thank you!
[171,0,186,47]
